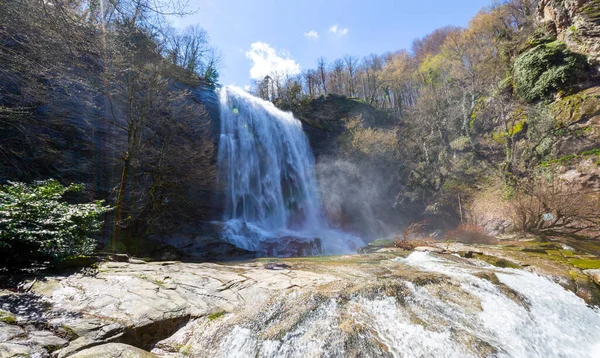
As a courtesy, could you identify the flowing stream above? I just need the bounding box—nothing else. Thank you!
[188,252,600,358]
[217,86,361,254]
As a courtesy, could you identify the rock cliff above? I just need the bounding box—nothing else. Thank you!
[538,0,600,66]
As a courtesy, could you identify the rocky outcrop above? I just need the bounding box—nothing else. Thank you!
[0,11,225,244]
[281,95,392,158]
[1,244,599,357]
[538,0,600,65]
[0,259,340,356]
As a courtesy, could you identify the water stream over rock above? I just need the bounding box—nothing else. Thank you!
[3,249,600,357]
[182,252,600,358]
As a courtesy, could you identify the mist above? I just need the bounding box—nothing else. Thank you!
[315,156,403,242]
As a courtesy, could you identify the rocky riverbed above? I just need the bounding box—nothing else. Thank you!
[1,240,600,358]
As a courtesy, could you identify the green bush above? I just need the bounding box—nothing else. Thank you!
[0,180,111,266]
[514,42,588,102]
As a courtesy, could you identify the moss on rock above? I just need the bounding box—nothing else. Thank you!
[551,89,600,127]
[568,258,600,270]
[514,41,588,102]
[0,309,17,324]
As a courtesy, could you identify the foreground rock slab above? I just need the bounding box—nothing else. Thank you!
[0,246,599,357]
[71,343,155,358]
[1,260,338,357]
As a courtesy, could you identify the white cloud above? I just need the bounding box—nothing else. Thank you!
[329,24,349,36]
[304,30,319,39]
[245,42,301,80]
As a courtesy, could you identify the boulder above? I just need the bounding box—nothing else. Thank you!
[584,269,600,285]
[0,323,24,342]
[27,330,68,349]
[152,222,255,260]
[414,246,446,254]
[261,236,323,257]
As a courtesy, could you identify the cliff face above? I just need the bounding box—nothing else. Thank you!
[538,0,600,66]
[0,58,224,242]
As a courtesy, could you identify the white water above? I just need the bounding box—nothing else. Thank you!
[395,252,600,357]
[217,86,362,254]
[195,252,600,358]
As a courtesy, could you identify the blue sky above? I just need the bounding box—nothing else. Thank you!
[170,0,491,88]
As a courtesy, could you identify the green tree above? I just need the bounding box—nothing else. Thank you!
[0,180,111,266]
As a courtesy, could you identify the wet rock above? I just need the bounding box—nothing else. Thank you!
[0,323,24,342]
[413,246,446,254]
[584,269,600,285]
[108,254,130,262]
[0,342,31,357]
[3,248,600,357]
[263,263,292,270]
[154,222,254,260]
[70,343,155,358]
[28,330,68,349]
[262,236,323,257]
[150,244,181,261]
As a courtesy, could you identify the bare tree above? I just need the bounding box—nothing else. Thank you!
[328,59,345,95]
[317,57,328,95]
[343,55,359,97]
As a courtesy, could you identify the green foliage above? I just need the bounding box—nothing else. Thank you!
[0,180,112,266]
[492,119,527,144]
[338,117,397,160]
[208,311,227,320]
[0,310,17,324]
[541,148,600,167]
[419,54,446,85]
[514,42,588,102]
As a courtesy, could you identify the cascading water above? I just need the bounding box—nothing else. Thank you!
[217,86,362,254]
[184,252,600,358]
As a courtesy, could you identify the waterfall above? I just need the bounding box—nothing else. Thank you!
[217,86,362,254]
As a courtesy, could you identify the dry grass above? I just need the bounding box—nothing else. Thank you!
[444,224,497,244]
[394,239,435,250]
[394,220,435,249]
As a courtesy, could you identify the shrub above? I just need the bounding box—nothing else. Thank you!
[514,41,588,102]
[0,180,112,266]
[402,220,428,241]
[510,173,600,237]
[394,221,435,250]
[444,224,497,244]
[339,117,397,160]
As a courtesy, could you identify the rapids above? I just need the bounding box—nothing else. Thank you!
[186,252,600,358]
